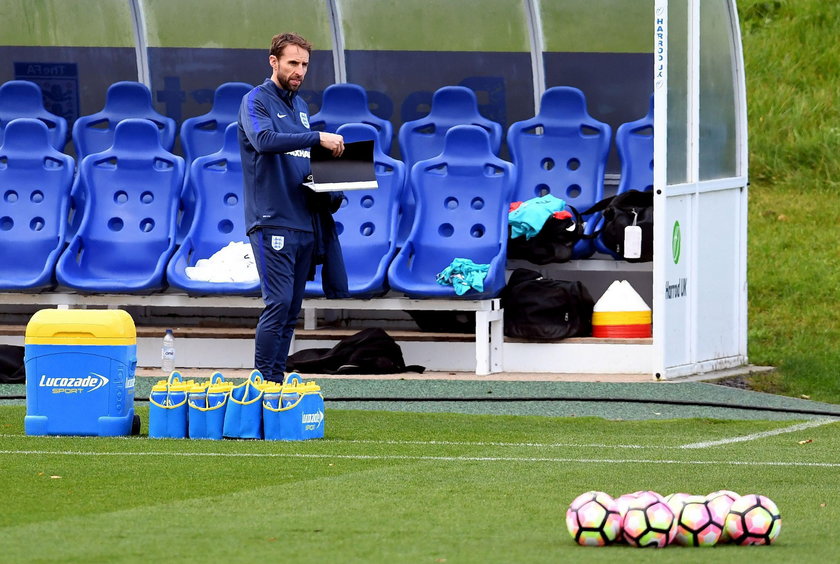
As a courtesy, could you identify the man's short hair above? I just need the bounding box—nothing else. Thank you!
[270,32,312,58]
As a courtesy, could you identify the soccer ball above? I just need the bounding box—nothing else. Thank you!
[664,492,692,515]
[629,490,664,502]
[565,491,622,546]
[614,491,663,543]
[622,495,677,548]
[613,493,637,543]
[724,494,782,545]
[673,495,723,546]
[706,490,740,543]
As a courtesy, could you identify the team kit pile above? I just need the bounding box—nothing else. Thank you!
[566,489,781,547]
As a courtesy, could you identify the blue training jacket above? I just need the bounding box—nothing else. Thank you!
[238,79,321,234]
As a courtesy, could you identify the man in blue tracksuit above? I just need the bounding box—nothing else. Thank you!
[238,32,345,383]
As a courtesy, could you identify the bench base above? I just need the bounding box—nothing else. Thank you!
[0,292,503,375]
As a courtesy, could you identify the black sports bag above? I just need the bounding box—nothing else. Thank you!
[507,206,584,264]
[583,190,654,262]
[501,268,595,341]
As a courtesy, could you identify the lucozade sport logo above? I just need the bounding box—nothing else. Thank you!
[39,373,109,393]
[302,409,324,428]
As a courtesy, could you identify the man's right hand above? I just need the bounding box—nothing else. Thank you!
[319,132,345,157]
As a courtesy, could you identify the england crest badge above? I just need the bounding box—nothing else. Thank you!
[300,112,310,129]
[271,235,285,251]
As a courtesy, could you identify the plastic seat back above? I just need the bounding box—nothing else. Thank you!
[166,123,259,295]
[0,80,68,150]
[180,82,252,163]
[506,86,611,258]
[177,82,252,243]
[309,83,393,153]
[396,86,504,245]
[399,86,503,166]
[57,119,184,292]
[595,95,654,258]
[305,123,404,298]
[0,119,74,290]
[387,125,512,298]
[71,81,176,160]
[616,94,654,195]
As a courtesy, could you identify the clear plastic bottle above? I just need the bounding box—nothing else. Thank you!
[161,329,175,373]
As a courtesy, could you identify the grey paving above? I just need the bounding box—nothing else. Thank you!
[7,375,839,421]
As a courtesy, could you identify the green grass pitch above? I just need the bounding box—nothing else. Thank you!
[1,406,839,562]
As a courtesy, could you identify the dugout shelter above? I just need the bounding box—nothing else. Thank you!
[0,0,749,379]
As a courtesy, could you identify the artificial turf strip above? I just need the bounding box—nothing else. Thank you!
[1,406,839,562]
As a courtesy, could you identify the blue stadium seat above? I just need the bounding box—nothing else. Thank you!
[595,95,654,258]
[56,119,184,292]
[180,82,252,164]
[71,81,176,161]
[615,94,654,195]
[166,123,259,295]
[0,119,74,290]
[396,86,503,245]
[177,82,252,242]
[305,123,405,298]
[387,125,513,298]
[506,86,611,259]
[309,83,393,153]
[0,80,68,151]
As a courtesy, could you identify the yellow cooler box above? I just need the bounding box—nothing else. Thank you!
[24,309,139,436]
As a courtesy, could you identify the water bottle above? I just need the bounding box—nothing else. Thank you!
[161,329,175,373]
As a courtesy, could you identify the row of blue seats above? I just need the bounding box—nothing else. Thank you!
[0,79,250,162]
[0,117,502,298]
[0,85,653,297]
[309,83,654,258]
[1,78,650,171]
[2,79,651,248]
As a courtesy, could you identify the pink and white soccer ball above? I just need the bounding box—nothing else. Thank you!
[614,491,663,543]
[673,495,723,546]
[724,494,782,545]
[706,490,740,543]
[565,491,623,546]
[664,492,692,515]
[621,495,677,548]
[629,490,665,503]
[613,493,637,543]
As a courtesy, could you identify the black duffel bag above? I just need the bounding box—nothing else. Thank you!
[507,206,584,265]
[501,268,594,341]
[583,189,654,262]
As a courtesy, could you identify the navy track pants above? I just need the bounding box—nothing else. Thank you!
[249,227,314,383]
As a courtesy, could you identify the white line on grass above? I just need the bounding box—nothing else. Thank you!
[3,431,837,450]
[2,449,840,467]
[679,418,837,449]
[0,434,667,449]
[324,439,663,449]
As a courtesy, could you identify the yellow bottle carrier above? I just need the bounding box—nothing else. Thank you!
[148,371,196,438]
[222,370,266,439]
[24,309,139,436]
[187,372,233,440]
[263,374,325,441]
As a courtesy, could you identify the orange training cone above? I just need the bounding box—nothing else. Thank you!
[591,280,652,338]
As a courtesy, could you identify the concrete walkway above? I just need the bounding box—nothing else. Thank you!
[136,364,777,383]
[136,366,655,383]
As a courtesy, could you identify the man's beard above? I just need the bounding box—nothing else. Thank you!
[278,74,301,92]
